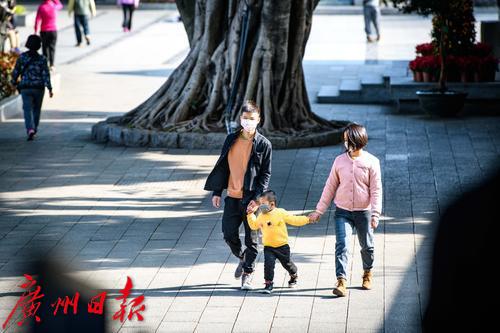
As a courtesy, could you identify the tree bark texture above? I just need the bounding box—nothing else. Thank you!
[119,0,342,136]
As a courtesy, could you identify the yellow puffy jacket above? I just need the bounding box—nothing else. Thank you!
[247,208,309,248]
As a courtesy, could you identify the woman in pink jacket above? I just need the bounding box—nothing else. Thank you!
[309,123,382,297]
[118,0,139,32]
[35,0,62,71]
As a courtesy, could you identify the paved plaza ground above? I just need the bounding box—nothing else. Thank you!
[1,8,500,333]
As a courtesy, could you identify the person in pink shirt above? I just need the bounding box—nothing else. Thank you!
[309,123,382,297]
[35,0,63,71]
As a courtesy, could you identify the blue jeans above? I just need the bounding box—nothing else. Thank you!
[363,5,380,37]
[334,207,374,279]
[74,15,90,44]
[21,88,45,133]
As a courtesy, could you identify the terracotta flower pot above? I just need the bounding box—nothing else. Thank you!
[413,71,423,82]
[422,72,433,82]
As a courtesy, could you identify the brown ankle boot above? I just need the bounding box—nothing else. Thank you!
[362,270,372,290]
[332,278,347,297]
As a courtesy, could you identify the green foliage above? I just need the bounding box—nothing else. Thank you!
[431,1,475,56]
[390,0,449,16]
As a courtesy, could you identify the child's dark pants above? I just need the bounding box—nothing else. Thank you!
[264,244,297,281]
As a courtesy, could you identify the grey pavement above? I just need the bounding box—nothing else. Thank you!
[17,6,178,66]
[1,9,500,333]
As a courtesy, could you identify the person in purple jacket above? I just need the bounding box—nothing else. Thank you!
[118,0,139,32]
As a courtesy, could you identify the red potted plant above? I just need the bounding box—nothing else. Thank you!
[473,42,493,57]
[420,55,439,82]
[409,57,423,82]
[393,0,471,117]
[416,43,434,56]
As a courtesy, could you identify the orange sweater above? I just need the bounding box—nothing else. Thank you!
[227,137,253,199]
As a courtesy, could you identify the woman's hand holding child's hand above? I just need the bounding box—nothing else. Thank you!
[308,211,321,223]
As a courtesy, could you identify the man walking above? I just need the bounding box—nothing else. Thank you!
[68,0,96,47]
[204,100,272,290]
[363,0,381,42]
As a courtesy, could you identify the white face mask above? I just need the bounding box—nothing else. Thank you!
[240,118,259,132]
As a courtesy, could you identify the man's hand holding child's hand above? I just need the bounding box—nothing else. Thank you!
[247,203,259,215]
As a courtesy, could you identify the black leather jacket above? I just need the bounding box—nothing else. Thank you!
[204,130,272,202]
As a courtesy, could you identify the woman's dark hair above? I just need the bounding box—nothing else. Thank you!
[259,190,277,204]
[343,123,368,152]
[240,100,260,115]
[25,35,42,51]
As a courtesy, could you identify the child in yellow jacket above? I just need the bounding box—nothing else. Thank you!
[247,190,314,294]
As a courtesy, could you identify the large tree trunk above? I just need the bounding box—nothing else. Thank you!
[119,0,340,136]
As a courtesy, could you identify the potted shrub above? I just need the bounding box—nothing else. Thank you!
[416,30,468,117]
[469,43,498,82]
[392,0,473,117]
[420,55,439,82]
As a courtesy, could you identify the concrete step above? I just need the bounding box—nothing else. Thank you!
[317,85,340,103]
[361,74,384,86]
[339,78,361,92]
[317,76,500,105]
[317,76,392,104]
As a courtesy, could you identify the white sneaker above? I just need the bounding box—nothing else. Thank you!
[241,273,253,290]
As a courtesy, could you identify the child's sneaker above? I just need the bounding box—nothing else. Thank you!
[241,272,253,290]
[262,281,273,294]
[288,274,298,288]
